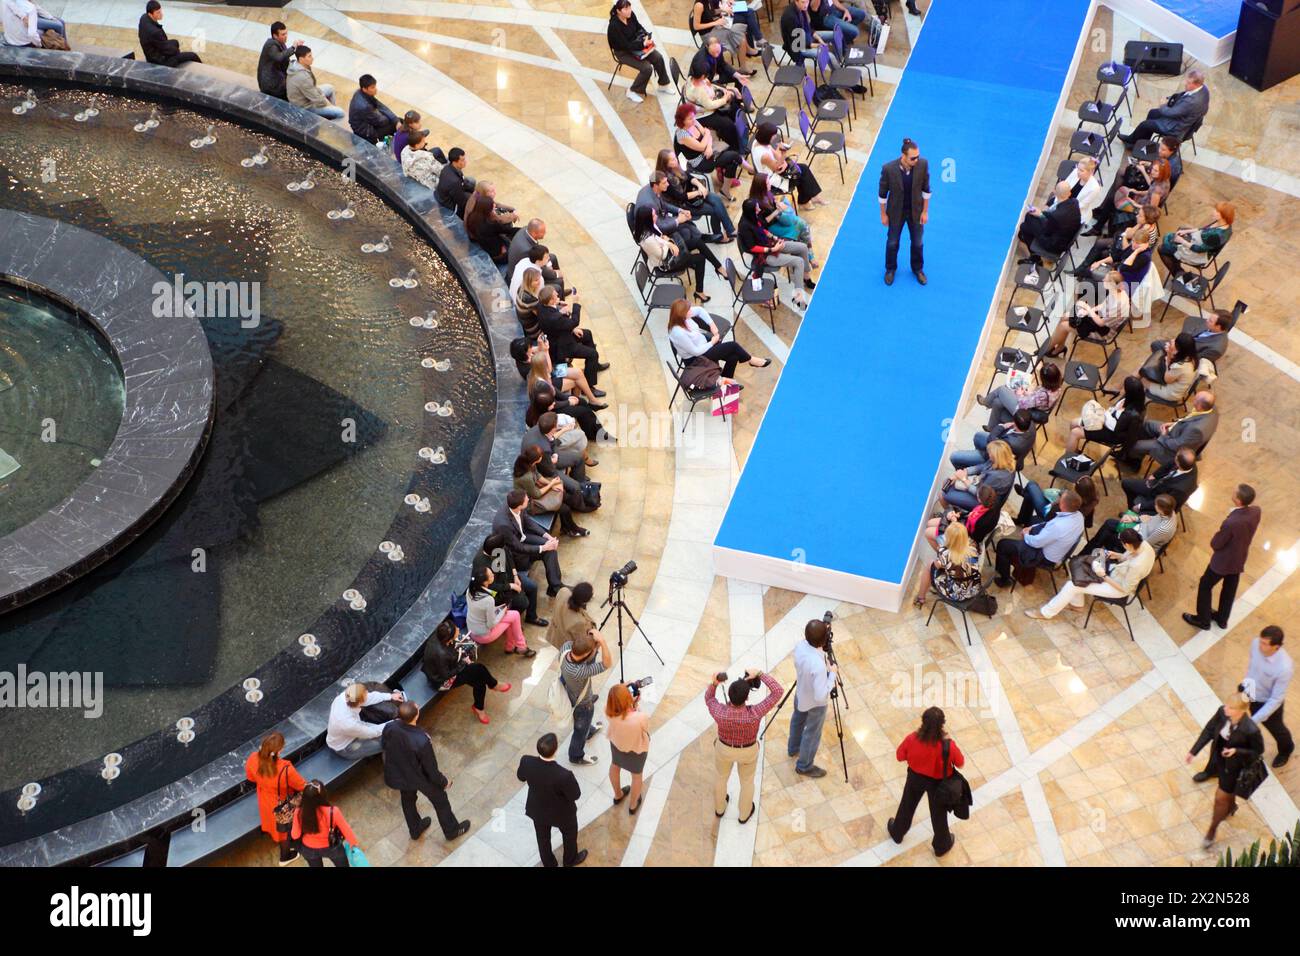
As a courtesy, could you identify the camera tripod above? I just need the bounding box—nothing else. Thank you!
[599,581,662,683]
[760,637,849,783]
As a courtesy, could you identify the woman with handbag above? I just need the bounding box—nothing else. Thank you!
[750,122,825,208]
[656,150,735,242]
[674,103,743,200]
[422,618,512,725]
[738,196,815,310]
[1158,202,1233,282]
[1187,693,1266,849]
[634,205,722,304]
[291,781,359,868]
[514,448,590,538]
[1063,374,1147,457]
[942,439,1015,512]
[667,298,771,378]
[749,175,815,257]
[244,732,307,865]
[911,522,982,609]
[887,707,963,856]
[1025,527,1153,620]
[1040,268,1131,359]
[467,565,535,657]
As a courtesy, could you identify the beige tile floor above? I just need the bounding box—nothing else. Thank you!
[51,0,1300,866]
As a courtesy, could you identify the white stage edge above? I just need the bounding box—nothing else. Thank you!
[1104,0,1236,65]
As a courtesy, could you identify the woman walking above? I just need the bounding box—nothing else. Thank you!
[887,707,962,856]
[244,732,306,865]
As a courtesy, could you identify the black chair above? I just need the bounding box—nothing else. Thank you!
[1066,316,1124,366]
[1181,116,1202,155]
[985,345,1036,397]
[1076,97,1120,138]
[1029,230,1081,291]
[797,108,845,183]
[833,22,876,91]
[924,585,989,647]
[1055,347,1123,415]
[1008,534,1083,596]
[723,256,777,332]
[1158,261,1229,323]
[607,48,628,90]
[814,44,860,123]
[687,11,703,48]
[1145,367,1208,420]
[1083,577,1150,642]
[1001,302,1048,354]
[759,44,805,111]
[801,74,849,135]
[1049,447,1113,497]
[667,57,688,104]
[1093,60,1137,116]
[633,259,685,335]
[665,360,721,432]
[743,83,788,138]
[1012,262,1054,313]
[1131,138,1161,163]
[1025,407,1050,465]
[1067,123,1119,165]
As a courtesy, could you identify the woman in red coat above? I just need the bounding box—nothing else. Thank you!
[887,707,963,856]
[245,732,306,865]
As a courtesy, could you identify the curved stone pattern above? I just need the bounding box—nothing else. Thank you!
[0,211,215,612]
[0,50,524,865]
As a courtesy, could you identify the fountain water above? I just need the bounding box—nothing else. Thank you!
[361,234,390,254]
[73,105,99,123]
[189,124,217,149]
[327,199,356,220]
[132,107,160,133]
[12,88,35,114]
[286,169,315,192]
[390,268,419,289]
[240,145,268,168]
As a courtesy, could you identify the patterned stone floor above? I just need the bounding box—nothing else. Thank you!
[38,0,1300,866]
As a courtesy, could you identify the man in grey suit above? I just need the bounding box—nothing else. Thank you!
[507,219,563,287]
[1120,69,1209,146]
[878,137,931,285]
[1130,391,1218,467]
[634,173,707,250]
[1180,309,1233,363]
[522,411,587,483]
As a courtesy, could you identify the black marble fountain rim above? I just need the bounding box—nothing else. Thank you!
[0,211,217,614]
[0,50,526,865]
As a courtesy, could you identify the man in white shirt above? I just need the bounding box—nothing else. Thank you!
[326,682,403,758]
[3,0,63,47]
[1240,625,1293,768]
[787,618,837,777]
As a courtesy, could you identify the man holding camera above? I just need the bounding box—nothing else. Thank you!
[788,619,836,778]
[707,669,783,822]
[560,630,613,765]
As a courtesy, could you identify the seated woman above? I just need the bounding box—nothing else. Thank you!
[683,66,749,158]
[466,566,535,657]
[1064,374,1147,457]
[656,149,734,242]
[1110,158,1171,232]
[1158,201,1234,282]
[737,197,816,310]
[463,181,518,263]
[690,0,762,57]
[911,522,983,609]
[422,618,511,725]
[529,379,613,445]
[667,298,771,377]
[528,347,604,408]
[751,122,825,208]
[943,439,1016,512]
[1139,331,1197,403]
[1026,528,1154,620]
[749,174,814,257]
[924,483,999,553]
[675,103,743,200]
[513,447,590,538]
[976,362,1063,431]
[1016,475,1099,530]
[634,205,721,304]
[514,266,544,340]
[400,128,443,190]
[1042,267,1130,358]
[1074,205,1160,285]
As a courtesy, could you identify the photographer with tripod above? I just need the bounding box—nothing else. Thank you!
[707,669,783,822]
[787,618,838,778]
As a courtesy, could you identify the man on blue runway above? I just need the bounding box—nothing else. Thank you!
[879,137,930,286]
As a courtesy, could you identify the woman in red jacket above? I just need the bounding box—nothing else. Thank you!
[887,707,962,856]
[291,781,360,868]
[244,732,306,865]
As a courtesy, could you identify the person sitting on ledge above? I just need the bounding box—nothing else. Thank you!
[464,181,520,264]
[422,618,511,725]
[467,565,536,657]
[348,73,398,144]
[257,21,299,99]
[138,1,201,66]
[393,109,421,160]
[326,682,402,759]
[436,147,474,217]
[3,0,68,48]
[400,128,443,191]
[286,46,343,120]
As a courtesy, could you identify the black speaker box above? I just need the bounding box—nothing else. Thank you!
[1123,40,1184,74]
[1230,2,1300,91]
[1248,0,1300,16]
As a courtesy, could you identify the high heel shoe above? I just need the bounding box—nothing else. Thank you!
[693,291,711,304]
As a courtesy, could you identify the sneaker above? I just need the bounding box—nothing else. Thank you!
[410,816,433,840]
[449,820,471,840]
[626,90,644,103]
[795,765,827,778]
[570,754,599,766]
[278,847,300,866]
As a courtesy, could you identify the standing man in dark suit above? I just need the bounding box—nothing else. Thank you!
[381,701,471,841]
[1119,69,1209,147]
[517,733,587,867]
[138,1,201,67]
[1017,182,1080,266]
[878,137,931,286]
[1183,484,1261,630]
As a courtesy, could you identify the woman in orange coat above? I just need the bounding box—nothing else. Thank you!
[244,732,306,865]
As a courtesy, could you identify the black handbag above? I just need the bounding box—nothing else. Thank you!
[935,739,972,819]
[272,763,301,834]
[1235,756,1269,800]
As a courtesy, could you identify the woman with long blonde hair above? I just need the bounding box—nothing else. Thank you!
[912,521,982,609]
[527,344,602,404]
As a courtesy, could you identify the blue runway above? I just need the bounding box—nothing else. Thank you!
[1154,0,1239,38]
[715,0,1092,594]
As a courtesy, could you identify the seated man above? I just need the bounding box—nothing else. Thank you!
[138,1,201,66]
[1129,391,1217,468]
[993,490,1085,588]
[635,172,707,254]
[537,287,607,386]
[1017,181,1080,266]
[689,33,752,94]
[510,245,556,303]
[326,682,401,759]
[607,0,670,103]
[949,409,1034,473]
[1026,528,1154,620]
[348,73,398,144]
[286,47,343,119]
[508,219,564,290]
[3,0,67,48]
[1118,69,1209,147]
[492,489,567,597]
[257,21,298,99]
[1151,308,1233,364]
[436,148,474,217]
[472,531,546,627]
[523,411,588,484]
[1122,446,1197,514]
[1085,493,1177,555]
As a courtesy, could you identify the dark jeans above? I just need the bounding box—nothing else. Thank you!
[301,843,349,867]
[523,548,564,590]
[615,49,669,94]
[995,537,1044,581]
[886,215,924,273]
[565,332,602,386]
[533,816,581,867]
[1121,476,1161,514]
[450,662,498,710]
[1084,517,1124,554]
[510,574,539,620]
[1193,567,1239,627]
[1249,702,1294,759]
[888,768,952,852]
[1016,481,1052,526]
[568,696,599,761]
[399,781,461,838]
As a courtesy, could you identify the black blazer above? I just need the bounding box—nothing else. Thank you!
[1039,198,1081,255]
[381,720,448,791]
[1144,463,1198,509]
[537,302,583,364]
[1209,505,1261,576]
[878,156,931,227]
[517,755,580,825]
[1190,708,1264,769]
[138,14,180,64]
[491,501,550,565]
[436,164,471,215]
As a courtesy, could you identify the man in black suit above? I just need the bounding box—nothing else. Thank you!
[1018,182,1080,266]
[436,148,473,217]
[634,173,707,252]
[138,1,201,67]
[1119,70,1210,147]
[493,490,567,596]
[517,733,587,867]
[473,532,546,626]
[1184,484,1262,630]
[1121,446,1197,513]
[878,137,931,285]
[381,701,470,841]
[536,287,606,386]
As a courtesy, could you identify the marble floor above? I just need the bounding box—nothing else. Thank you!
[39,0,1300,867]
